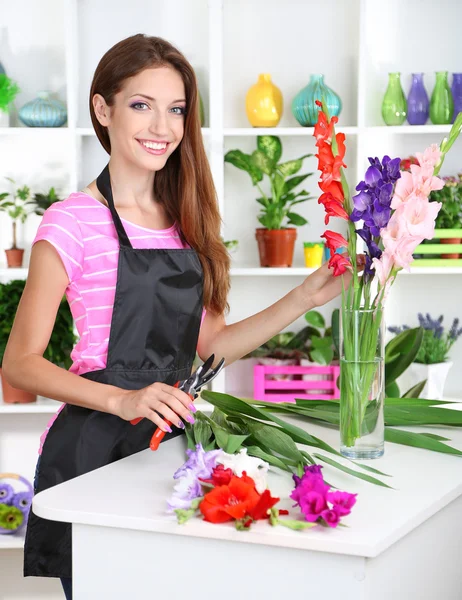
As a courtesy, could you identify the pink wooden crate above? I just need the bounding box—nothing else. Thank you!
[253,364,340,403]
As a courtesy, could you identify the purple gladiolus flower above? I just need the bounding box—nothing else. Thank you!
[321,507,342,528]
[173,443,223,481]
[365,165,382,187]
[167,471,203,512]
[326,490,358,517]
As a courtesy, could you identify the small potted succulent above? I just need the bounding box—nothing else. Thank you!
[0,72,20,127]
[224,135,313,267]
[389,313,462,400]
[0,178,34,267]
[0,279,76,403]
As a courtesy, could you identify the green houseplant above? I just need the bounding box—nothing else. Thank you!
[0,178,34,267]
[0,279,76,403]
[224,135,313,267]
[0,73,20,127]
[433,175,462,258]
[29,186,62,216]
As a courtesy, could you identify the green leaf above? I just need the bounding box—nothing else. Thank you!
[193,419,213,447]
[247,423,305,462]
[286,212,307,226]
[401,380,426,399]
[224,149,263,185]
[225,434,249,454]
[273,172,286,200]
[385,328,423,386]
[246,445,292,472]
[305,311,326,328]
[251,150,274,176]
[277,154,312,177]
[313,454,393,489]
[284,174,311,194]
[385,428,462,456]
[257,135,282,165]
[385,381,400,398]
[256,196,269,208]
[310,347,333,366]
[208,422,229,449]
[184,424,196,450]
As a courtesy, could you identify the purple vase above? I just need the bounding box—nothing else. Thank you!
[407,73,429,125]
[451,73,462,123]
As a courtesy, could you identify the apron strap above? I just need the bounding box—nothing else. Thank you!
[96,164,133,249]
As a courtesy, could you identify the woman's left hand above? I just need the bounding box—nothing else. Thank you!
[300,254,365,309]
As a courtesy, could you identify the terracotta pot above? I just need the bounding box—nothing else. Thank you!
[255,228,297,267]
[5,248,24,268]
[0,368,36,404]
[440,237,461,259]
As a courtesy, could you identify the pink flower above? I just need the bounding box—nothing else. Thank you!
[398,196,441,240]
[326,491,357,517]
[415,143,442,169]
[372,251,394,286]
[321,507,342,528]
[391,164,444,209]
[298,491,328,522]
[391,171,415,207]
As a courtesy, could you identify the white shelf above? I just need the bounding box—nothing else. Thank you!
[0,396,63,414]
[75,127,211,137]
[365,125,453,135]
[223,126,359,136]
[0,127,70,136]
[0,533,25,550]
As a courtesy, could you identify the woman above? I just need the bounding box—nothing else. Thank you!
[3,34,358,599]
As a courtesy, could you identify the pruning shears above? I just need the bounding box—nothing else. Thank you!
[130,354,225,450]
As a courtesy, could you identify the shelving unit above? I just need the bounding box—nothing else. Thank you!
[1,0,462,596]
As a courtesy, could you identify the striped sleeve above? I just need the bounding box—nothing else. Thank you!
[32,203,84,283]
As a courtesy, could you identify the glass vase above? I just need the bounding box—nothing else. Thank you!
[381,73,407,126]
[340,308,385,460]
[430,71,454,125]
[451,73,462,124]
[291,74,342,127]
[406,73,429,125]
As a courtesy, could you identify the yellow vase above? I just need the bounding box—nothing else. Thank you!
[246,74,283,127]
[304,243,324,268]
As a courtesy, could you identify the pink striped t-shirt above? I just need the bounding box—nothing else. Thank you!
[34,192,205,453]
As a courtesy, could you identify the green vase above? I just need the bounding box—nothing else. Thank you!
[381,73,407,126]
[430,71,454,125]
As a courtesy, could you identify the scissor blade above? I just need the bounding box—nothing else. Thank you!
[196,357,225,389]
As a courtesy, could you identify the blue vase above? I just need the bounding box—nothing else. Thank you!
[19,91,67,127]
[406,73,429,125]
[292,74,342,127]
[451,73,462,123]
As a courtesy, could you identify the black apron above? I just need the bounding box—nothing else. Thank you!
[24,164,203,579]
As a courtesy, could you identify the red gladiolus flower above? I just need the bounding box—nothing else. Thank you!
[328,252,351,276]
[313,100,338,144]
[320,230,348,252]
[247,489,281,521]
[199,475,260,523]
[199,464,234,487]
[321,199,349,225]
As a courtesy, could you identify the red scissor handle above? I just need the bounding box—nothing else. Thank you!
[130,381,193,451]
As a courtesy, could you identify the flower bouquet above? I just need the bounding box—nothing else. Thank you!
[168,443,356,531]
[314,100,462,459]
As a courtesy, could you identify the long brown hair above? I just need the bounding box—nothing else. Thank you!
[89,34,230,315]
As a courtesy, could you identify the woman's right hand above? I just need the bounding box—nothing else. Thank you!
[113,382,197,432]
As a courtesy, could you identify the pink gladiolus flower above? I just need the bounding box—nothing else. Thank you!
[326,491,357,517]
[391,157,444,209]
[372,251,394,286]
[415,143,442,169]
[398,196,441,240]
[321,507,342,528]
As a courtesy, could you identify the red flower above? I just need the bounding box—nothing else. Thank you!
[328,253,351,276]
[400,156,420,171]
[313,100,337,144]
[320,230,348,252]
[247,489,281,521]
[199,464,233,487]
[318,195,349,224]
[199,475,260,523]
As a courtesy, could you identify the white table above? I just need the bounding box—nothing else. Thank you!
[33,408,462,600]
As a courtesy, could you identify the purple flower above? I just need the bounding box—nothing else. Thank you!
[291,465,330,522]
[326,490,357,517]
[173,443,223,481]
[321,507,342,528]
[167,471,203,512]
[298,491,328,522]
[365,165,382,187]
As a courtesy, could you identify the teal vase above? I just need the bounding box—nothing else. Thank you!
[381,73,407,126]
[292,74,342,127]
[430,71,454,125]
[19,91,67,127]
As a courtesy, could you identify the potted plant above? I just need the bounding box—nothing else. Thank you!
[28,186,62,215]
[389,313,462,400]
[0,279,77,403]
[432,175,462,258]
[224,135,313,267]
[0,73,20,127]
[0,178,33,267]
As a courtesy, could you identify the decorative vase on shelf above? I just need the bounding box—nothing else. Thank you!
[340,308,385,460]
[18,91,67,127]
[451,73,462,124]
[430,71,454,125]
[291,74,342,127]
[406,73,429,125]
[246,74,283,127]
[381,73,407,126]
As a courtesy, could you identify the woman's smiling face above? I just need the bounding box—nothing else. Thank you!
[96,66,187,169]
